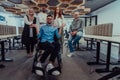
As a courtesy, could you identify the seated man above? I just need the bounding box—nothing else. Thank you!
[67,11,83,57]
[36,15,64,76]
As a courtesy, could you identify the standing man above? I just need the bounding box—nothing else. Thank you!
[67,11,84,57]
[37,7,47,28]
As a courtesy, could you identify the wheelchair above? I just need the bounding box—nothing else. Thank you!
[31,41,62,76]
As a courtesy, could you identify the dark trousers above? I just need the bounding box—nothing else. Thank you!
[38,41,60,63]
[26,43,35,54]
[25,38,35,54]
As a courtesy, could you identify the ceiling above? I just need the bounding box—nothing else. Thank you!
[0,0,117,16]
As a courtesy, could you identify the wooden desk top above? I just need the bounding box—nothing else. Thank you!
[83,35,120,43]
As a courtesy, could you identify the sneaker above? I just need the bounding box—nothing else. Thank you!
[67,52,73,57]
[46,63,60,76]
[35,62,43,76]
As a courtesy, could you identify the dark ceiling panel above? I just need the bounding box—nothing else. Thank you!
[59,3,69,8]
[38,4,48,8]
[8,0,22,4]
[47,0,60,6]
[60,0,72,3]
[84,0,117,12]
[1,1,15,8]
[71,0,83,5]
[23,1,36,7]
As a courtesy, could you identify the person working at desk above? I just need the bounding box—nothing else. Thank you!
[67,11,83,57]
[35,15,64,76]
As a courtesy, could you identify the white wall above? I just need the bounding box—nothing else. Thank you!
[0,12,23,34]
[91,0,120,60]
[92,0,120,35]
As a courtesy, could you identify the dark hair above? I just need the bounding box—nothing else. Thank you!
[47,15,53,18]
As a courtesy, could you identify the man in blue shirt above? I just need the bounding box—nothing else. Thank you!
[36,15,63,76]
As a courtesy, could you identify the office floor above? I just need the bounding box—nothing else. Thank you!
[0,44,118,80]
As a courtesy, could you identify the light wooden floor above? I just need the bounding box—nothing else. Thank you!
[0,45,107,80]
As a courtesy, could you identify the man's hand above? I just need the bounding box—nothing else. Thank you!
[71,31,77,36]
[60,23,65,28]
[73,31,77,34]
[31,24,37,27]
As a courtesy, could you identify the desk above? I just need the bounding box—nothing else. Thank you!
[0,34,20,62]
[83,35,120,73]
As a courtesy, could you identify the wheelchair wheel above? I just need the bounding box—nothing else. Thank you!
[32,43,63,76]
[32,48,43,73]
[56,52,63,73]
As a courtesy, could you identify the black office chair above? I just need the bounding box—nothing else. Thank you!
[64,30,69,39]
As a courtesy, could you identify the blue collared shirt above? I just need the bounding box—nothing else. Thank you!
[37,24,60,43]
